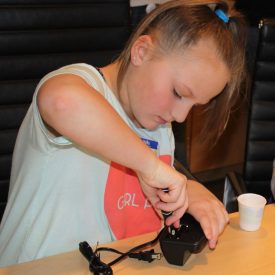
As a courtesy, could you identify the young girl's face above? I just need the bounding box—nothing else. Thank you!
[122,36,230,130]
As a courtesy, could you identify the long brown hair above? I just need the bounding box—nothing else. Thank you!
[116,0,247,142]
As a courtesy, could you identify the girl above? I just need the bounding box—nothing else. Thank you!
[0,0,247,266]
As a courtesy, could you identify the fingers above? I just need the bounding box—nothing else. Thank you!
[186,180,230,249]
[163,198,189,227]
[156,181,188,226]
[197,202,229,249]
[157,174,187,203]
[137,160,189,227]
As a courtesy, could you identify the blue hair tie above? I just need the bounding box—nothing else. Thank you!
[215,9,229,23]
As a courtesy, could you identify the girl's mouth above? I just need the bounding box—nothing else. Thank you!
[157,116,168,124]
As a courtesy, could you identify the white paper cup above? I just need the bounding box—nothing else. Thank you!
[237,193,267,231]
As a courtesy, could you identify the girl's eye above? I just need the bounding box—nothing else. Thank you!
[173,89,182,99]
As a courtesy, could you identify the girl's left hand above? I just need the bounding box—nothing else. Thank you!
[186,180,229,249]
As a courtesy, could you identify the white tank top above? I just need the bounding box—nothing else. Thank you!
[0,63,175,266]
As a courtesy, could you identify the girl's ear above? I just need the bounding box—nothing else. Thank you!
[130,35,154,66]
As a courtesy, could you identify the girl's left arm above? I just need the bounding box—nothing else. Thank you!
[186,180,229,249]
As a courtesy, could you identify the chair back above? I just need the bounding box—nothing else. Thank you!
[244,18,275,199]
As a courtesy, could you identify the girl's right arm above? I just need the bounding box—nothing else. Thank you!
[37,73,188,226]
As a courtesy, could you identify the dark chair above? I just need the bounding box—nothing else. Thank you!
[0,0,131,222]
[223,18,275,213]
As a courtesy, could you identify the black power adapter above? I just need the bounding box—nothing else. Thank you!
[80,213,207,273]
[159,213,207,266]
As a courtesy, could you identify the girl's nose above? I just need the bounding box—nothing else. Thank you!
[171,102,193,123]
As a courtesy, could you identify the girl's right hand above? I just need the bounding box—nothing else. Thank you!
[136,160,188,228]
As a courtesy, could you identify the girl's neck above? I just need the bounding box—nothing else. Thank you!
[100,63,119,97]
[100,62,133,122]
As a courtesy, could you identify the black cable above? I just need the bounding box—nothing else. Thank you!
[98,226,166,266]
[79,241,113,275]
[79,226,167,274]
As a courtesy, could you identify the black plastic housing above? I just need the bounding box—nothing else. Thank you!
[159,213,207,266]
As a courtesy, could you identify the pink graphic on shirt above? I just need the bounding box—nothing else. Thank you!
[104,155,172,240]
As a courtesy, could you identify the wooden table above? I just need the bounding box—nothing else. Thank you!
[1,204,275,275]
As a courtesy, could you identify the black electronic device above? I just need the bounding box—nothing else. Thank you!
[159,213,207,266]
